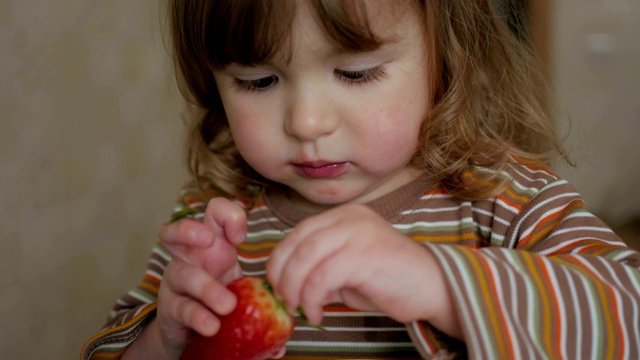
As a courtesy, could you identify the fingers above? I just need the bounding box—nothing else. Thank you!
[297,250,363,324]
[160,219,213,249]
[160,261,237,336]
[266,213,339,294]
[160,197,247,250]
[166,261,237,315]
[270,346,287,359]
[203,197,247,245]
[267,225,347,314]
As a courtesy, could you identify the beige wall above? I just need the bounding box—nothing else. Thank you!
[1,0,639,358]
[1,1,184,358]
[552,0,640,226]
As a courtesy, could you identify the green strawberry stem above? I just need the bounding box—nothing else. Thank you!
[167,207,196,224]
[262,280,325,331]
[296,306,325,330]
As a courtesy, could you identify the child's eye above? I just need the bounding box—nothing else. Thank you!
[334,67,387,85]
[232,75,279,92]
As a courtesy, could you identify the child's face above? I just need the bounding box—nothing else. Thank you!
[213,1,430,206]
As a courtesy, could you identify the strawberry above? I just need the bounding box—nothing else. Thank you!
[179,276,294,360]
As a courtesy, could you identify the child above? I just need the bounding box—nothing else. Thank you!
[82,0,640,359]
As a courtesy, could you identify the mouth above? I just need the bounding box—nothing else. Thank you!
[292,161,349,179]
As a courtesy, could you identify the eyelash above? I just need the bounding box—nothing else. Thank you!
[232,66,387,92]
[334,67,387,85]
[232,75,279,93]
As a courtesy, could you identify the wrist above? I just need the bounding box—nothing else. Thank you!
[418,245,462,339]
[122,318,184,360]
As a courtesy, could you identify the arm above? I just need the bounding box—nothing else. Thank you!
[408,178,640,359]
[79,242,170,359]
[81,185,244,360]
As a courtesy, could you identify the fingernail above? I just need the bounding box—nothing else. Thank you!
[194,228,211,245]
[201,316,217,335]
[216,293,236,314]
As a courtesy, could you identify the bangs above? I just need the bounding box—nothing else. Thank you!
[189,0,384,69]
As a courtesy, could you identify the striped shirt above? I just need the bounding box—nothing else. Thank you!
[81,161,640,359]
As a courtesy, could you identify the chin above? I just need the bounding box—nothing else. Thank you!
[298,188,365,207]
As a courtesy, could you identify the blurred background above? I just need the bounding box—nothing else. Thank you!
[1,0,639,358]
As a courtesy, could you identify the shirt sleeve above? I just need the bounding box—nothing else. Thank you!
[407,179,640,359]
[80,184,213,360]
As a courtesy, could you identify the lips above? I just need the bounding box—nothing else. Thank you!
[293,161,348,178]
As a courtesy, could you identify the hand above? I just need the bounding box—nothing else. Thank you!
[266,204,460,337]
[155,198,247,353]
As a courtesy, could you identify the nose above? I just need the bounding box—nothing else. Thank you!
[284,90,338,142]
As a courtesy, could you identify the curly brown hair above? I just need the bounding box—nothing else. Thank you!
[167,0,568,202]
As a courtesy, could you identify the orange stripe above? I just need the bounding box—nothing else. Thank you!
[461,247,511,358]
[535,256,563,356]
[238,241,279,251]
[144,272,161,286]
[411,232,481,244]
[518,206,567,248]
[238,251,270,260]
[79,304,158,360]
[570,257,620,359]
[477,251,516,358]
[497,192,526,212]
[503,186,529,206]
[547,239,596,255]
[416,322,439,353]
[521,253,554,354]
[139,281,159,294]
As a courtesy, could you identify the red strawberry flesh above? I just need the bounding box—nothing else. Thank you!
[180,277,294,360]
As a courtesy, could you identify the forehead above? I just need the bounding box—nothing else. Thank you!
[205,0,422,68]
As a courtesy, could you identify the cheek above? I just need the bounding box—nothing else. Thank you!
[362,104,423,154]
[226,109,283,176]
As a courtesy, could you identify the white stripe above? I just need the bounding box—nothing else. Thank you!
[543,256,568,360]
[128,289,155,303]
[537,236,623,255]
[152,246,171,262]
[427,246,483,355]
[496,197,520,215]
[419,193,453,201]
[323,311,386,317]
[596,257,632,358]
[512,161,558,180]
[520,203,570,239]
[510,177,546,196]
[145,269,163,281]
[560,265,582,360]
[242,270,266,276]
[238,255,268,264]
[246,229,285,239]
[483,251,525,358]
[569,257,600,360]
[620,264,640,354]
[507,253,547,357]
[247,217,280,226]
[409,321,432,355]
[149,258,167,271]
[563,211,597,220]
[497,251,543,358]
[400,204,465,215]
[294,326,406,332]
[548,226,615,236]
[612,249,640,262]
[393,218,474,230]
[508,190,580,246]
[287,341,413,347]
[473,206,511,227]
